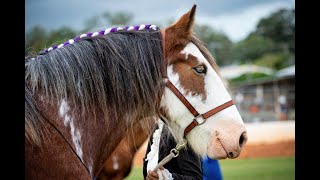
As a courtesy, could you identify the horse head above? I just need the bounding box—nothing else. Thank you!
[160,5,248,159]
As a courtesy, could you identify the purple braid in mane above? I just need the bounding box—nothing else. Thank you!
[39,24,159,55]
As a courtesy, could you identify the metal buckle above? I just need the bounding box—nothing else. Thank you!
[194,114,205,125]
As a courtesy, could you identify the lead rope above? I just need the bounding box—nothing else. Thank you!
[152,139,187,171]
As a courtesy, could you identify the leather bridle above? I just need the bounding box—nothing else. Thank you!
[160,29,234,137]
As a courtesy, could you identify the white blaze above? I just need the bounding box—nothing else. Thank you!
[161,43,244,156]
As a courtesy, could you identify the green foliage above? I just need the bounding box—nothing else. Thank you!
[255,9,295,54]
[231,34,276,63]
[103,12,133,26]
[229,8,294,66]
[25,26,77,54]
[229,72,272,84]
[253,53,291,70]
[46,27,77,46]
[25,26,47,54]
[194,24,233,66]
[83,16,100,32]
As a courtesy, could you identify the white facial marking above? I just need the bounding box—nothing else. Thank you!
[112,156,119,170]
[161,43,245,156]
[59,99,84,161]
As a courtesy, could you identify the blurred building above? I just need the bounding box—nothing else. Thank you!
[220,65,295,123]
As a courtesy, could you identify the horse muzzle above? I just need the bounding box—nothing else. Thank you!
[207,120,248,159]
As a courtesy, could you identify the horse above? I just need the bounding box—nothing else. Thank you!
[96,122,149,180]
[25,4,248,179]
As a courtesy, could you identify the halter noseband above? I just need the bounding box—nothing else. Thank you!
[160,29,234,137]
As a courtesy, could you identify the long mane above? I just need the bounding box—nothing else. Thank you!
[25,29,164,144]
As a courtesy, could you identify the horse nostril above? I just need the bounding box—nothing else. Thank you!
[228,152,234,158]
[239,132,247,148]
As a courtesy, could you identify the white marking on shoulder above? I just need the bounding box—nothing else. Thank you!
[88,160,93,174]
[58,99,84,161]
[59,99,70,117]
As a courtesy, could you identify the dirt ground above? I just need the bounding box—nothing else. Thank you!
[237,140,295,158]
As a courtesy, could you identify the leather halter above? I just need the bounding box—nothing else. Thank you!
[160,29,234,137]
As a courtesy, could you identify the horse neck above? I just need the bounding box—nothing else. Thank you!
[35,97,136,177]
[127,123,149,152]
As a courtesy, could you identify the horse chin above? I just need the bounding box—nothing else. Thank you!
[206,140,228,160]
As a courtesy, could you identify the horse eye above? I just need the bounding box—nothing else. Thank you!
[193,65,207,74]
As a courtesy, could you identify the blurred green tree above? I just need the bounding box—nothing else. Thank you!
[82,16,100,32]
[230,8,295,67]
[102,12,133,26]
[194,24,233,66]
[25,26,77,54]
[46,27,77,46]
[25,26,47,54]
[253,53,291,70]
[231,34,276,64]
[255,9,295,54]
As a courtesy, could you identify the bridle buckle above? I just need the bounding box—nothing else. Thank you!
[194,114,205,125]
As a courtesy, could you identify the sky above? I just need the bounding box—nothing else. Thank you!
[25,0,295,42]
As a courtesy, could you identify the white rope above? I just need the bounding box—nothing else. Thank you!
[68,39,75,44]
[104,28,112,35]
[139,24,146,30]
[91,32,99,37]
[80,34,87,38]
[40,24,159,54]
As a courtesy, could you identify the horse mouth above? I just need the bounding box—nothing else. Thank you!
[218,138,230,159]
[216,138,230,159]
[206,137,228,160]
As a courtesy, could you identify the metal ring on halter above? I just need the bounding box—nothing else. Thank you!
[170,148,179,157]
[194,114,205,125]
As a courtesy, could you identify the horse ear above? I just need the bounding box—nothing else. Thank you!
[169,4,197,36]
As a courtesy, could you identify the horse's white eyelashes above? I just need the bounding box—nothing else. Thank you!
[58,99,84,162]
